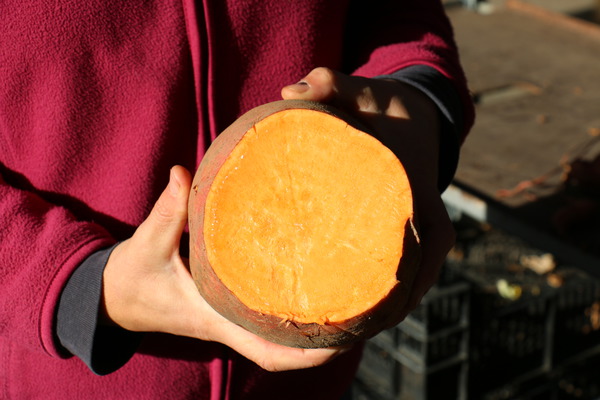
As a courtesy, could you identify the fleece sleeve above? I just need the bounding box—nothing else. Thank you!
[345,0,474,141]
[0,170,116,358]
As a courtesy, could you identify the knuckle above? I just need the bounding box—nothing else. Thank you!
[310,67,337,87]
[151,199,175,224]
[259,359,279,372]
[312,66,334,79]
[357,87,381,113]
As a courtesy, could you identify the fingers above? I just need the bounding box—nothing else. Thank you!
[383,193,455,328]
[135,166,192,253]
[255,346,344,372]
[215,318,346,371]
[405,199,456,313]
[281,67,401,118]
[281,67,374,112]
[241,340,343,372]
[202,302,348,371]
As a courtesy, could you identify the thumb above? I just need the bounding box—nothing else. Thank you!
[281,67,338,103]
[135,166,192,253]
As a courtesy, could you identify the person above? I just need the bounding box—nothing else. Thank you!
[0,0,474,398]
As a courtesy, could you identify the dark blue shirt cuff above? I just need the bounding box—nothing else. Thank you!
[377,65,463,192]
[56,244,143,375]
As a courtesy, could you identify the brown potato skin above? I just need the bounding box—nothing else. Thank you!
[188,100,421,348]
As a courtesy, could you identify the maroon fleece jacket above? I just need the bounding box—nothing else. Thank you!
[0,0,473,398]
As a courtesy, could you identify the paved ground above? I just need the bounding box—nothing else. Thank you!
[450,0,600,203]
[446,0,600,267]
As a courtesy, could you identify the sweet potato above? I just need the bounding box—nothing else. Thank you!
[188,100,420,348]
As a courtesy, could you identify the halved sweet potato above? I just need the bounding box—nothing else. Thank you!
[188,100,420,348]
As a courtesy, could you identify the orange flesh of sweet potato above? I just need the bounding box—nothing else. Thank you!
[203,107,413,325]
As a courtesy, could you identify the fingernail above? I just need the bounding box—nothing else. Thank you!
[286,81,310,94]
[169,169,180,197]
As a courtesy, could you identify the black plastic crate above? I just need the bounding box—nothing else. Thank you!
[354,279,470,400]
[354,338,468,400]
[371,279,470,372]
[447,219,554,392]
[396,326,467,369]
[354,213,600,399]
[350,378,387,400]
[357,340,401,399]
[461,270,558,379]
[397,362,467,400]
[404,279,471,335]
[451,215,600,398]
[481,352,600,400]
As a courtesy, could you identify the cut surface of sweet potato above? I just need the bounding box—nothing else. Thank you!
[189,100,419,348]
[203,107,412,324]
